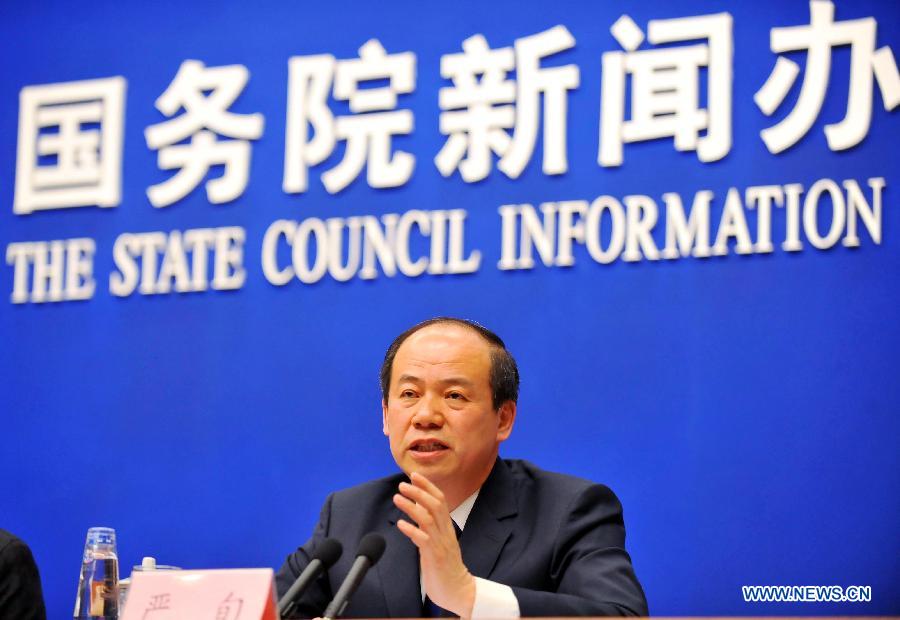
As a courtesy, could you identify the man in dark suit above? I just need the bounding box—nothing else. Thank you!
[276,318,647,617]
[0,529,47,620]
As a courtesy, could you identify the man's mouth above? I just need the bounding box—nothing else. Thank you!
[409,440,449,453]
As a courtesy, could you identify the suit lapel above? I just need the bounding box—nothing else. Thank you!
[459,459,518,579]
[379,503,425,617]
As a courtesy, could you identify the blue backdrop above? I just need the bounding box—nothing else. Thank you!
[2,1,898,617]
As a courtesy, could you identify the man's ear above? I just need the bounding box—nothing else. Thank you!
[382,399,389,436]
[496,400,517,442]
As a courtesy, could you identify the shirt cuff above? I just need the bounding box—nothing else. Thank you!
[471,576,520,618]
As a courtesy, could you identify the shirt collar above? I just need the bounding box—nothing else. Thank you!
[449,489,479,531]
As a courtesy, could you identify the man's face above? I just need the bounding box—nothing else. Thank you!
[382,324,515,497]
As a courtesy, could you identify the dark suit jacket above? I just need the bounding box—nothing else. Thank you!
[0,529,47,620]
[276,459,648,617]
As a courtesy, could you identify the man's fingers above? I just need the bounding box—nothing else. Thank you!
[397,481,442,513]
[396,518,429,547]
[393,493,436,528]
[410,471,445,500]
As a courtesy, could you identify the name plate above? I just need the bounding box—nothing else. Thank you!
[121,568,277,620]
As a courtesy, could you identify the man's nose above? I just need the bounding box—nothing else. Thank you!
[412,394,444,429]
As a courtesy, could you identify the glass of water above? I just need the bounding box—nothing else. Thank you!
[74,527,119,619]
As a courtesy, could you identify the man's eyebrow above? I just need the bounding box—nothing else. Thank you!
[394,374,476,387]
[396,373,423,384]
[437,377,476,388]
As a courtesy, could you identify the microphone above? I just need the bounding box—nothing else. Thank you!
[322,533,386,619]
[278,538,343,618]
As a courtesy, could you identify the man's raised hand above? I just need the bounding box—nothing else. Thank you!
[393,472,475,617]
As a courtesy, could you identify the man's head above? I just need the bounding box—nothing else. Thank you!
[380,318,519,507]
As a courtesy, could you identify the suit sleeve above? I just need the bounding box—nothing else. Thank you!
[510,484,648,617]
[275,493,336,619]
[0,537,47,620]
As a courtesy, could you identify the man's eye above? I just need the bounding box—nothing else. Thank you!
[400,390,417,398]
[448,392,464,400]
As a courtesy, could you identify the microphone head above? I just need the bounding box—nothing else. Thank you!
[357,533,386,564]
[314,538,343,568]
